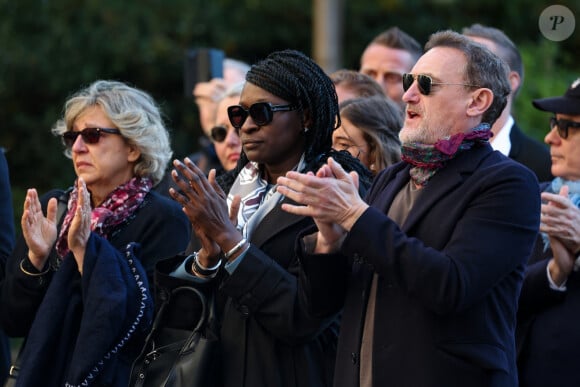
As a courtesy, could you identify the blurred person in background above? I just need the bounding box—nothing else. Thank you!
[462,23,552,182]
[154,59,250,195]
[334,95,402,175]
[517,78,580,387]
[209,81,244,173]
[359,26,422,108]
[0,80,190,386]
[191,58,251,174]
[330,69,385,103]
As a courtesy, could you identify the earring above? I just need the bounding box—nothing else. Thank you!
[303,127,310,133]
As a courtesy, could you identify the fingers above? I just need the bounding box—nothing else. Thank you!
[229,194,241,225]
[208,169,227,199]
[350,171,360,191]
[327,157,350,179]
[542,192,571,209]
[558,185,570,197]
[315,164,333,178]
[170,169,190,197]
[46,197,58,224]
[277,170,331,208]
[71,179,92,230]
[24,189,40,214]
[168,185,188,208]
[280,202,316,217]
[173,158,213,196]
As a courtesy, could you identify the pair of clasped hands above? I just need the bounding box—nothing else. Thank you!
[541,185,580,285]
[22,178,91,275]
[169,157,369,267]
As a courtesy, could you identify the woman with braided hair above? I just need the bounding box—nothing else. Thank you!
[166,49,372,386]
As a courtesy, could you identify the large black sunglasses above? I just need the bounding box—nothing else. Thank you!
[402,73,480,95]
[550,117,580,139]
[227,102,297,129]
[210,125,229,143]
[62,127,121,148]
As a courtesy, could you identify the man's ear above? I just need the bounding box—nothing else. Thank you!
[508,70,520,94]
[466,88,494,117]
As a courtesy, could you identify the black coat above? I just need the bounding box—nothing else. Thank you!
[300,145,541,387]
[0,188,191,386]
[0,150,14,386]
[508,122,552,183]
[516,182,580,387]
[172,201,339,387]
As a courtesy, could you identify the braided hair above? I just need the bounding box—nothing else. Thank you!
[218,49,372,194]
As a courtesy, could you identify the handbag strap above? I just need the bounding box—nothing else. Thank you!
[173,287,208,354]
[137,285,208,359]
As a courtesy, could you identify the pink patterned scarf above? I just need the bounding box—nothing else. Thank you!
[401,123,492,187]
[55,176,153,258]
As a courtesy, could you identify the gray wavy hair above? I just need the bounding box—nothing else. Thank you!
[51,80,172,185]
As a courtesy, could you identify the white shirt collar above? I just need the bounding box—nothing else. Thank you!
[489,115,514,156]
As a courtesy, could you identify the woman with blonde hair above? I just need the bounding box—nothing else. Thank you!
[0,80,190,386]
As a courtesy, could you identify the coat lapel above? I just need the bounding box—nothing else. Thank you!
[401,144,493,232]
[250,197,305,247]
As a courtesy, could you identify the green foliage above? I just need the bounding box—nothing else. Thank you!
[515,40,577,142]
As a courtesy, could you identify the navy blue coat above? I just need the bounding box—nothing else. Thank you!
[516,182,580,387]
[508,122,552,183]
[0,150,14,275]
[0,150,14,386]
[300,145,541,387]
[0,188,190,386]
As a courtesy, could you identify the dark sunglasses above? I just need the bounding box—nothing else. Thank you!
[210,125,229,143]
[62,127,121,148]
[402,73,480,95]
[550,117,580,139]
[227,102,297,129]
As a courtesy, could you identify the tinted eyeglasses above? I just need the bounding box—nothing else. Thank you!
[402,73,480,95]
[227,102,297,129]
[210,125,230,143]
[550,117,580,139]
[62,127,121,148]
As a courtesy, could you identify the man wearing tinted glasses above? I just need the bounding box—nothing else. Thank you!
[517,78,580,387]
[278,30,540,387]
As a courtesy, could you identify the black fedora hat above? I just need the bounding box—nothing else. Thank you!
[532,78,580,115]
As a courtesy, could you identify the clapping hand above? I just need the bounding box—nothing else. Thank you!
[68,178,92,274]
[169,158,241,267]
[541,185,580,254]
[21,188,58,270]
[277,157,368,254]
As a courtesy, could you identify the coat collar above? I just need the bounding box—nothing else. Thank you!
[249,196,306,247]
[399,144,494,232]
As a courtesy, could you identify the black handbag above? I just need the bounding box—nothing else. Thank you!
[130,273,221,387]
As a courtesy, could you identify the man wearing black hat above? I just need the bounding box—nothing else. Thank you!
[517,77,580,387]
